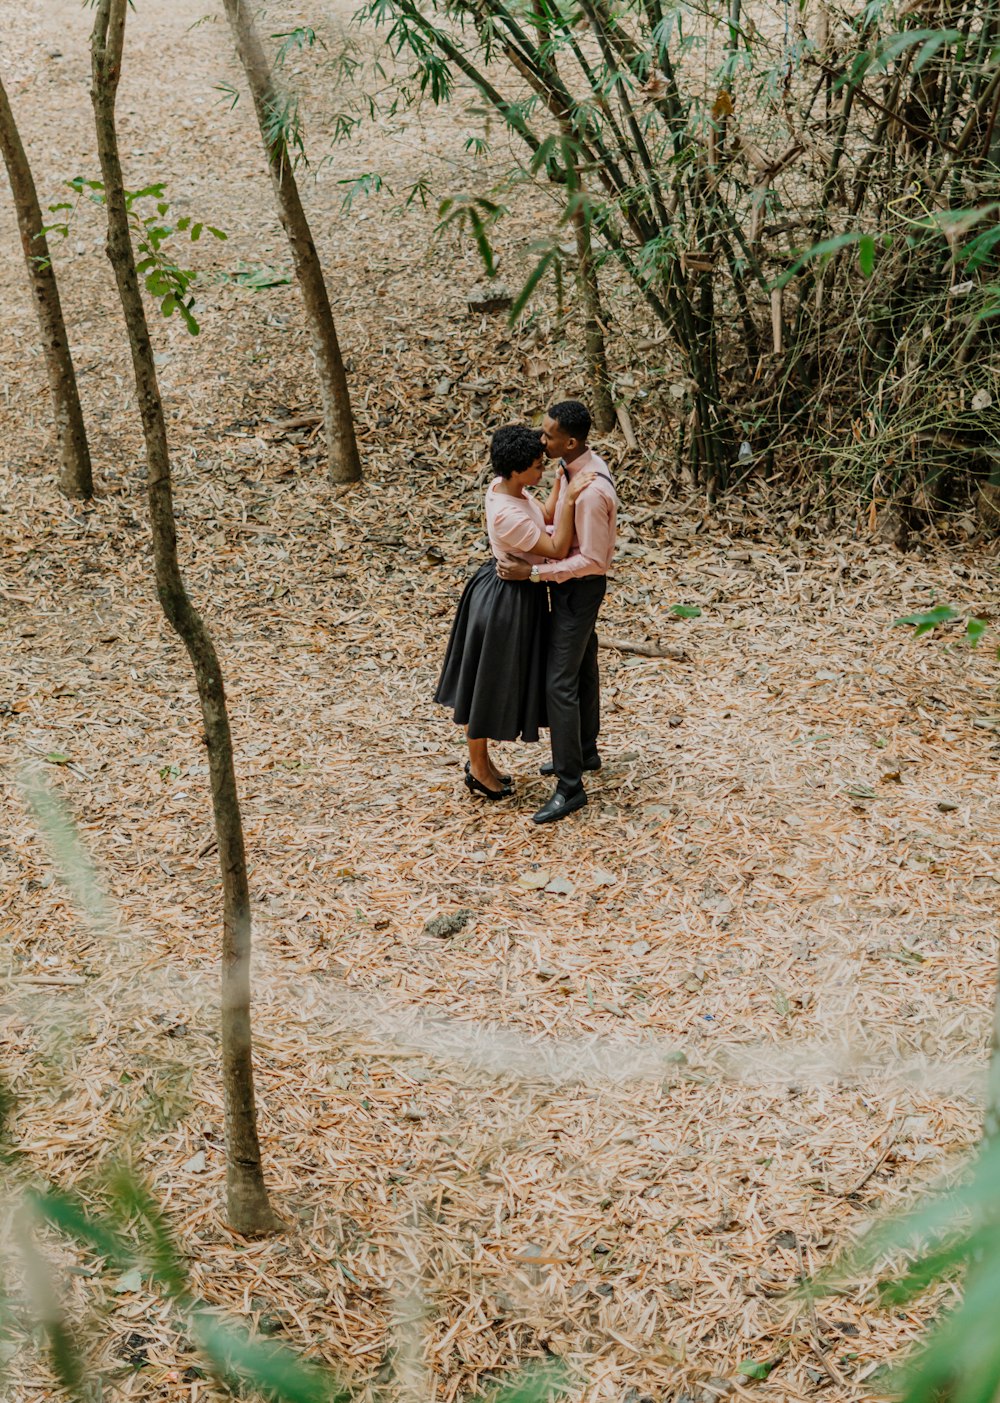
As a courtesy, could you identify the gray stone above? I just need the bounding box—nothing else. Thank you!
[467,282,513,314]
[422,908,474,939]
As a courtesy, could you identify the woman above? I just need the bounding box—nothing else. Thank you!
[434,424,595,799]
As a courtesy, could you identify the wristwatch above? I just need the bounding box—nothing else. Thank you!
[529,565,541,583]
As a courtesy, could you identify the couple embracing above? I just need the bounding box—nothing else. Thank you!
[434,400,617,825]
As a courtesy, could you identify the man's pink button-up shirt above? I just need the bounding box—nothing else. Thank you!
[536,447,618,583]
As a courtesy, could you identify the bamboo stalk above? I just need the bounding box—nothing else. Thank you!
[771,287,783,355]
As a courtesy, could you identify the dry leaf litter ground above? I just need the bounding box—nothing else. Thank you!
[1,2,1000,1401]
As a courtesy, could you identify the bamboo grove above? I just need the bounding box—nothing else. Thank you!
[353,0,1000,517]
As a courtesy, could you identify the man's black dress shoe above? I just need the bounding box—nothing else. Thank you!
[532,787,588,824]
[539,755,601,777]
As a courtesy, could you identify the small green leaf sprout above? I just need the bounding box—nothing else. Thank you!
[336,171,386,213]
[895,604,992,651]
[436,193,508,277]
[57,177,228,334]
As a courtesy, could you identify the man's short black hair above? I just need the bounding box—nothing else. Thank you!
[490,424,543,479]
[547,399,591,442]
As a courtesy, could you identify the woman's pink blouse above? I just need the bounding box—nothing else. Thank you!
[484,479,547,562]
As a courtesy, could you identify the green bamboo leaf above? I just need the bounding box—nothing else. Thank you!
[227,265,293,290]
[191,1311,346,1403]
[894,605,958,635]
[815,1137,1000,1291]
[879,1229,996,1306]
[959,216,1000,271]
[508,247,558,322]
[897,1252,1000,1403]
[738,1359,774,1379]
[16,1224,87,1399]
[912,29,963,74]
[774,232,863,289]
[28,1189,132,1269]
[468,208,497,277]
[528,134,560,176]
[852,27,963,82]
[858,233,876,278]
[20,771,112,925]
[105,1167,189,1299]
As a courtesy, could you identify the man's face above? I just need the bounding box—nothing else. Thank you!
[541,414,575,461]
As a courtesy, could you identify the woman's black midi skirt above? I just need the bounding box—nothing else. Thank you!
[434,561,548,742]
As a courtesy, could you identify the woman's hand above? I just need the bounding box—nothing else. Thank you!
[565,469,597,503]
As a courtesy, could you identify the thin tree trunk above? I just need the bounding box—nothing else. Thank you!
[221,0,361,485]
[572,203,615,433]
[519,15,614,432]
[0,72,92,500]
[90,0,279,1236]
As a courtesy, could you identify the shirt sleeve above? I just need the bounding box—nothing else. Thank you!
[535,488,612,581]
[493,500,543,556]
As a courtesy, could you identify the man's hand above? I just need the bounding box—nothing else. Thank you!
[496,559,532,582]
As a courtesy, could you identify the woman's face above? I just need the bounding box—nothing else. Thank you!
[511,452,545,490]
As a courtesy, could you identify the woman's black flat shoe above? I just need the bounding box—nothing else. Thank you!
[465,760,512,787]
[465,772,511,801]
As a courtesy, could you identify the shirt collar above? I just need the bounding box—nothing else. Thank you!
[563,448,595,476]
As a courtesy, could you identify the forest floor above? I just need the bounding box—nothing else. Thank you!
[2,3,1000,1402]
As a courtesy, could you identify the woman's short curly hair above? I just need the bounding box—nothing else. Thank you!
[490,424,544,479]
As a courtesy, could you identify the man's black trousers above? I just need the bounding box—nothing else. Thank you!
[547,575,608,794]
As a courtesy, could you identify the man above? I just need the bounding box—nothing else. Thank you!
[496,400,617,824]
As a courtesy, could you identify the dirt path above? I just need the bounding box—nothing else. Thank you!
[2,4,1000,1401]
